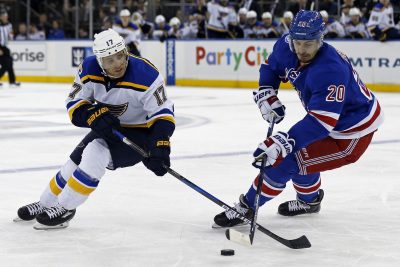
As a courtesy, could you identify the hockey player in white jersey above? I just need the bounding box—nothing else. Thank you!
[14,29,175,229]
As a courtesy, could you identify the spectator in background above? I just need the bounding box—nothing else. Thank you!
[192,0,207,16]
[163,17,183,40]
[153,15,170,40]
[28,24,46,40]
[191,0,207,38]
[227,9,244,38]
[340,4,352,25]
[367,0,400,41]
[183,14,201,39]
[78,27,89,39]
[101,16,113,31]
[206,0,232,39]
[288,0,312,16]
[113,9,141,56]
[320,10,346,38]
[48,20,65,39]
[38,14,51,37]
[0,10,20,87]
[277,11,293,35]
[131,11,154,40]
[243,10,260,38]
[237,0,262,20]
[15,23,28,40]
[318,0,339,16]
[257,12,280,38]
[237,7,248,30]
[345,7,370,39]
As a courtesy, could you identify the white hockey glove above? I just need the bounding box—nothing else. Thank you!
[253,86,285,124]
[252,132,295,168]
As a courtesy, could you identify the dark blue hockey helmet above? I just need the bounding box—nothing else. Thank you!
[289,10,325,40]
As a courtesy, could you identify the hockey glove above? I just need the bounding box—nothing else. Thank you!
[252,132,295,168]
[85,104,121,144]
[143,137,171,176]
[253,87,285,124]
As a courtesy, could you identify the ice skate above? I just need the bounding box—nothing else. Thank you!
[212,194,254,228]
[278,189,324,216]
[13,202,45,222]
[34,205,76,230]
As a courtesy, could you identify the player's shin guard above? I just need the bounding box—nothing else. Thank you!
[244,174,286,209]
[57,168,100,210]
[40,159,78,208]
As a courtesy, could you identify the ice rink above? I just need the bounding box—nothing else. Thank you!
[0,83,399,266]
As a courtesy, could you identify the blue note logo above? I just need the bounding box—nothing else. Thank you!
[71,47,93,67]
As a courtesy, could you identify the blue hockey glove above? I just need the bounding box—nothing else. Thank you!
[252,132,295,168]
[143,138,171,176]
[85,104,121,144]
[253,87,285,124]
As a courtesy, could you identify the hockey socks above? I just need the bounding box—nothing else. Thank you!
[58,168,99,210]
[244,174,285,208]
[292,174,321,203]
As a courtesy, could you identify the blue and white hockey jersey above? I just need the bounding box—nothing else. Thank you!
[66,55,175,130]
[259,35,383,151]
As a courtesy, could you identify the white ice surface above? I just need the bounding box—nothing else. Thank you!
[0,83,399,266]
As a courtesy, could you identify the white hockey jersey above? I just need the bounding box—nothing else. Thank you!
[66,55,175,129]
[367,4,395,30]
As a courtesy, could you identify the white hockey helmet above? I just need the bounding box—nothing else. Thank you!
[93,29,128,76]
[155,14,165,24]
[319,10,329,19]
[169,17,181,27]
[283,11,294,19]
[349,7,361,17]
[246,10,257,19]
[262,12,272,20]
[238,7,248,16]
[120,9,131,17]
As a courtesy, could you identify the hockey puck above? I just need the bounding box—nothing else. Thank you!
[221,249,235,256]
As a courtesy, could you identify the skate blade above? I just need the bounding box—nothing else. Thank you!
[212,222,248,229]
[13,217,34,223]
[33,221,69,230]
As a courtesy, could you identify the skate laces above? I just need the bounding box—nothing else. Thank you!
[44,206,67,219]
[225,202,249,220]
[26,202,45,215]
[288,200,310,212]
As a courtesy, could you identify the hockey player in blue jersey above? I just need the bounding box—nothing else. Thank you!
[14,29,175,229]
[214,10,384,228]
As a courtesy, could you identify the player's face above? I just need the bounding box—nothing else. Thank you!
[121,16,130,26]
[101,50,128,79]
[292,39,320,64]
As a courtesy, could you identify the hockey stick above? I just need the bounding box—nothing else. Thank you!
[226,117,275,246]
[112,129,311,249]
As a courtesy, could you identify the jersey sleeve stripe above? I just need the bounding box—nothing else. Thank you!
[341,100,381,134]
[309,110,339,130]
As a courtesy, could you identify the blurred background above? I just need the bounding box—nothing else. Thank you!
[0,1,399,91]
